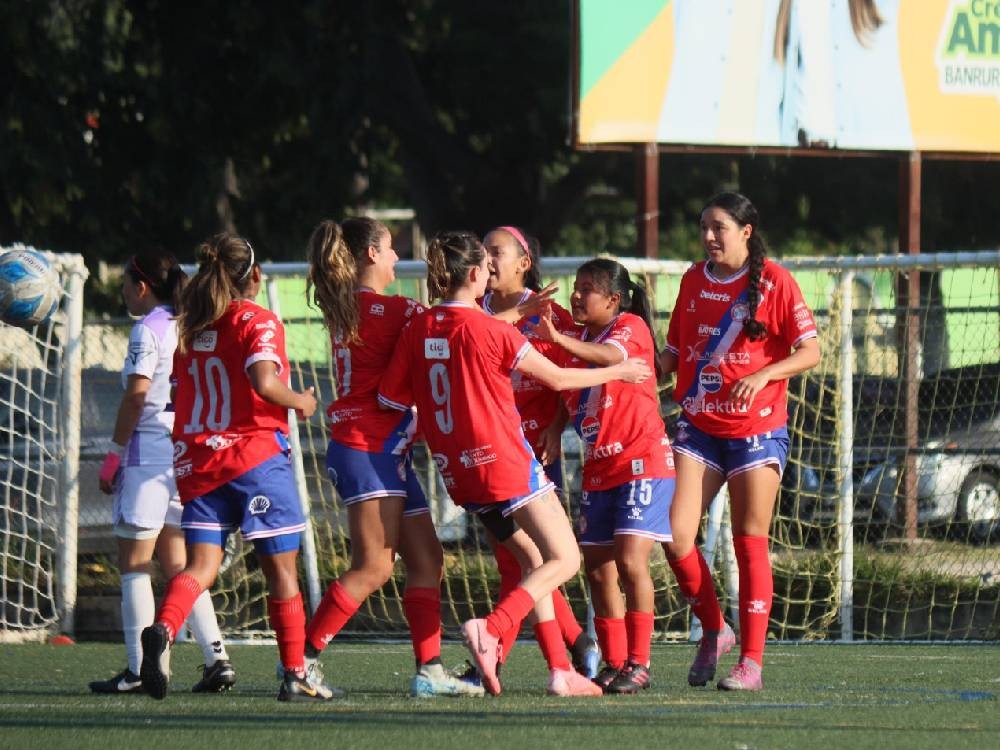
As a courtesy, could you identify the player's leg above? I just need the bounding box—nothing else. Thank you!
[155,521,234,693]
[582,544,626,692]
[718,465,782,691]
[88,532,156,694]
[605,532,656,694]
[663,427,735,687]
[306,497,402,655]
[399,504,483,698]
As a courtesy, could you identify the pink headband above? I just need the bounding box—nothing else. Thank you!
[498,226,530,256]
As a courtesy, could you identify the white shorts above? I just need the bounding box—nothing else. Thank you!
[113,463,182,540]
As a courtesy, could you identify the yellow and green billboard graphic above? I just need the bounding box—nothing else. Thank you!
[578,0,1000,152]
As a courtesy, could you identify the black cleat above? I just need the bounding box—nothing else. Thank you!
[593,664,622,693]
[606,661,651,694]
[140,623,171,700]
[89,668,142,694]
[192,659,236,693]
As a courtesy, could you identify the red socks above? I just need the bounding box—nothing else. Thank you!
[533,619,571,671]
[733,535,772,665]
[156,573,204,640]
[494,544,583,658]
[494,545,523,660]
[306,580,362,652]
[485,586,535,639]
[625,610,654,666]
[402,586,441,666]
[593,616,627,670]
[553,589,584,647]
[667,546,725,632]
[269,593,306,673]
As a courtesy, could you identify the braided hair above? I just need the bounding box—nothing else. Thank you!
[704,192,768,341]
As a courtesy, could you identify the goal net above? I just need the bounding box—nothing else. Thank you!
[71,252,999,643]
[0,246,87,642]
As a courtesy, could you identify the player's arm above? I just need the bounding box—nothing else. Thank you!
[530,315,624,366]
[658,348,679,375]
[98,374,151,494]
[248,361,317,418]
[515,347,650,391]
[535,400,568,466]
[728,337,821,408]
[491,282,560,324]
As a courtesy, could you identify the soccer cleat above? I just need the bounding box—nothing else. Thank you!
[570,634,601,679]
[717,657,763,691]
[547,668,604,697]
[606,661,651,694]
[592,664,622,693]
[688,623,736,687]
[191,659,237,693]
[409,662,486,698]
[139,623,172,700]
[460,618,502,696]
[277,664,345,702]
[89,668,142,694]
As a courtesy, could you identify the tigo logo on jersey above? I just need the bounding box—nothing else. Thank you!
[425,338,450,359]
[580,416,600,440]
[248,495,271,515]
[193,330,218,352]
[699,367,724,393]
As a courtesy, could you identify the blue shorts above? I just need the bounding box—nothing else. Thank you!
[181,452,305,556]
[545,457,563,493]
[579,477,674,545]
[464,454,555,518]
[326,440,429,516]
[673,420,789,479]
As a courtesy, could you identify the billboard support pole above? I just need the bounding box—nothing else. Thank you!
[635,143,659,258]
[897,151,922,542]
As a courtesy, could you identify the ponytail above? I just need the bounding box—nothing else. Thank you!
[426,231,484,301]
[176,233,256,354]
[126,251,188,311]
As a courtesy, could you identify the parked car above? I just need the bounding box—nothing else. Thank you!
[781,365,1000,544]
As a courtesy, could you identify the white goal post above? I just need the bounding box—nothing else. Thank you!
[0,247,87,642]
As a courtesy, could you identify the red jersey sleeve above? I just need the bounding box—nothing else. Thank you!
[240,309,287,378]
[378,320,416,411]
[773,270,818,348]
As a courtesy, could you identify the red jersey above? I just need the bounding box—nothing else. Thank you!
[553,313,674,491]
[172,300,291,501]
[479,291,578,453]
[378,302,545,505]
[664,259,818,438]
[328,290,424,453]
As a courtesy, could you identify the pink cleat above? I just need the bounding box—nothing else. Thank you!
[547,668,604,697]
[461,619,502,696]
[688,623,736,686]
[717,656,763,691]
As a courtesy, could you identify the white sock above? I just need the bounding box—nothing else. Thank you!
[185,589,228,664]
[121,572,155,675]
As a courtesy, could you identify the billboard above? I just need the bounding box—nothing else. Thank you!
[577,0,1000,152]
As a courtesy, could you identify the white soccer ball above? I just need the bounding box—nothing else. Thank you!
[0,248,62,329]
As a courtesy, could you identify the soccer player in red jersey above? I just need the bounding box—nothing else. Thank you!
[532,257,675,694]
[478,225,599,679]
[660,192,820,691]
[303,218,481,697]
[90,251,233,696]
[379,231,652,696]
[138,234,334,702]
